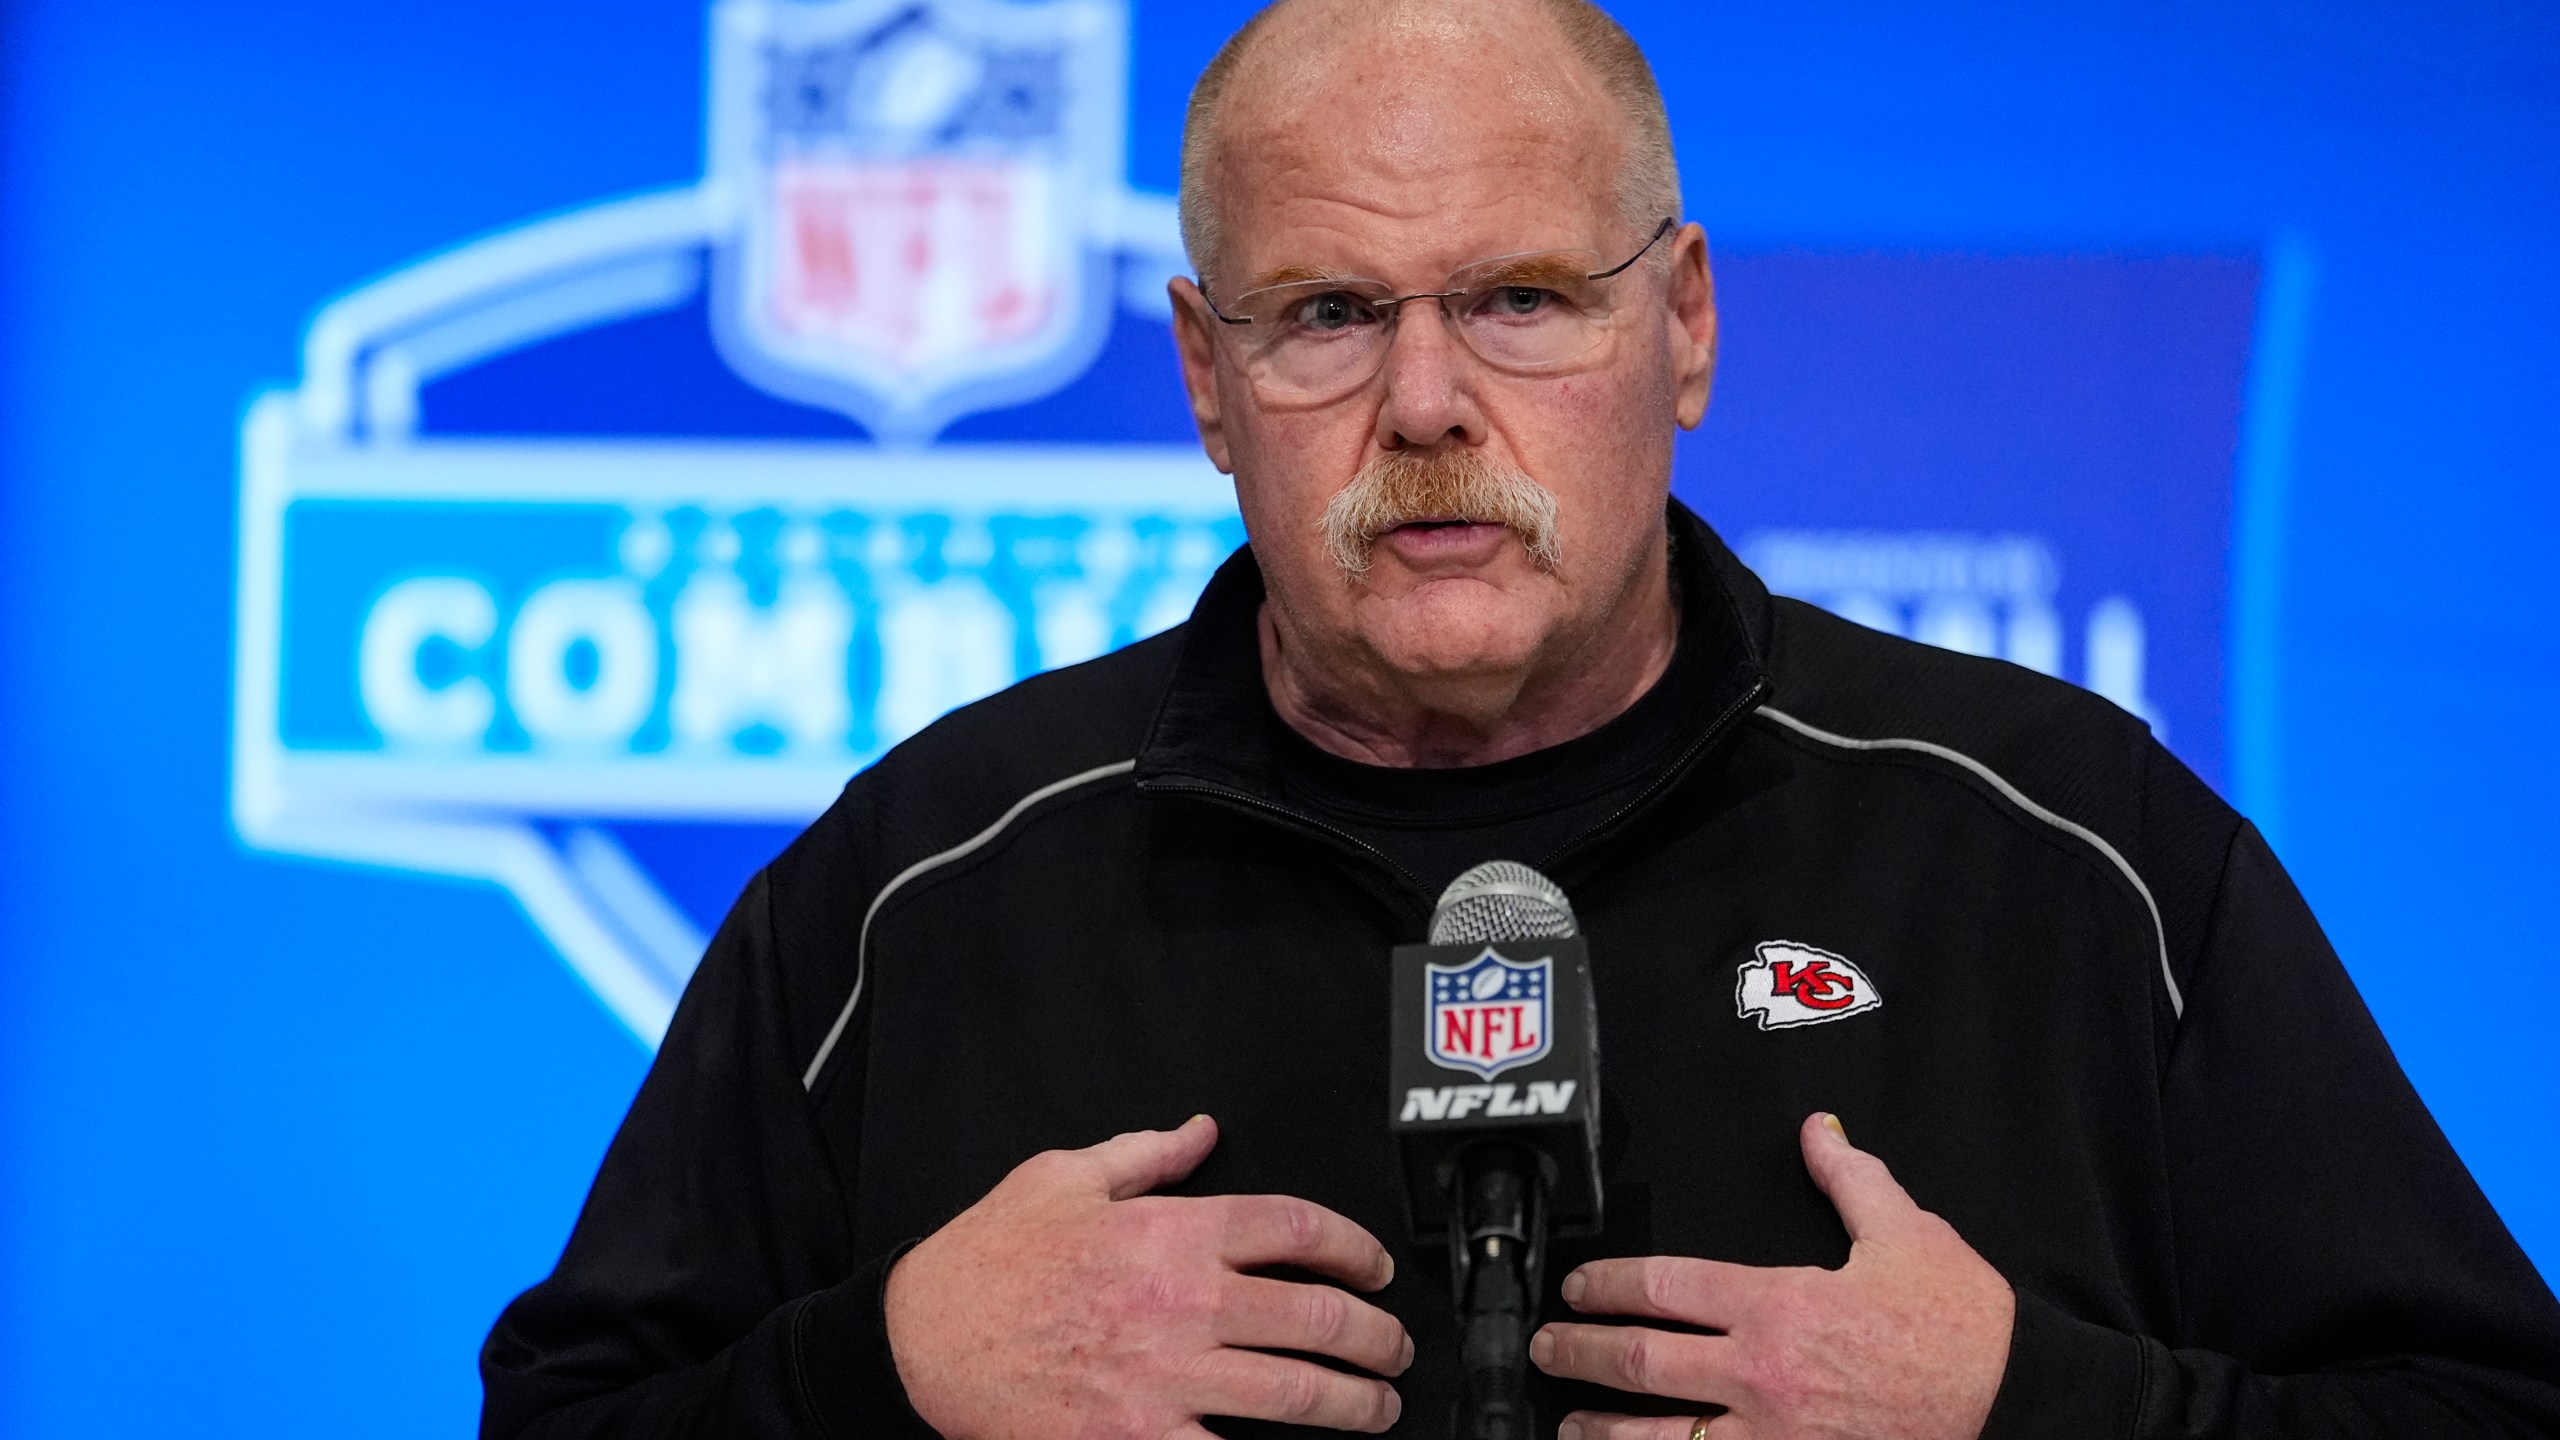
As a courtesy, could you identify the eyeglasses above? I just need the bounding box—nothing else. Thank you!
[1201,217,1675,405]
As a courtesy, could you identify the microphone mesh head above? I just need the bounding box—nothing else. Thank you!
[1429,860,1579,944]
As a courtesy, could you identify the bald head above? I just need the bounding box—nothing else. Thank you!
[1178,0,1678,288]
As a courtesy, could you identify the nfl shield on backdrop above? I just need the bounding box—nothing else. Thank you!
[708,0,1126,440]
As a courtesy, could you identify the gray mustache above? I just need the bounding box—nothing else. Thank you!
[1316,449,1563,576]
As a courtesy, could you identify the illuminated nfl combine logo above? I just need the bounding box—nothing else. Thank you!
[230,0,1230,1047]
[1426,950,1554,1080]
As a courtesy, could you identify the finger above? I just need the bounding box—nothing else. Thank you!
[1080,1114,1220,1200]
[1799,1112,1920,1243]
[1560,1255,1785,1329]
[1191,1348,1403,1433]
[1559,1412,1727,1440]
[1217,1275,1413,1376]
[1216,1194,1397,1291]
[1529,1322,1735,1404]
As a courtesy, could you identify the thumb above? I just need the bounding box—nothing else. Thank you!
[1800,1112,1920,1244]
[1084,1114,1220,1200]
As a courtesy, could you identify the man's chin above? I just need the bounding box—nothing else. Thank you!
[1344,585,1552,681]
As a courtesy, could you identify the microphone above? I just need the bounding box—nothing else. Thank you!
[1390,861,1603,1440]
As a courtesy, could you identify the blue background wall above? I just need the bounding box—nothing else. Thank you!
[3,2,2554,1434]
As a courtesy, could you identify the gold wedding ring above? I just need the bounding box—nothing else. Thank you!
[1689,1418,1710,1440]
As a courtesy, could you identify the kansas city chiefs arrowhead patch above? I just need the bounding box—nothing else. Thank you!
[1735,940,1882,1030]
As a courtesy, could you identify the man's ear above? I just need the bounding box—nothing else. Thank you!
[1667,224,1718,430]
[1168,276,1236,473]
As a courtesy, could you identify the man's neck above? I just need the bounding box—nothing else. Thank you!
[1258,541,1680,770]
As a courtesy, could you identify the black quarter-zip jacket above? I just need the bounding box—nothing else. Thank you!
[482,503,2560,1440]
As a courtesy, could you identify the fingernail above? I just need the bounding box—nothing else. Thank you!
[1382,1390,1403,1427]
[1561,1270,1586,1305]
[1400,1332,1416,1371]
[1189,1113,1211,1125]
[1380,1253,1396,1286]
[1529,1329,1555,1367]
[1558,1418,1583,1440]
[1823,1112,1847,1141]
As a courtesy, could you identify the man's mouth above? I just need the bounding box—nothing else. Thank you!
[1375,519,1512,566]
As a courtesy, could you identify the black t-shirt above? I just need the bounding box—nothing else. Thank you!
[1268,612,1699,899]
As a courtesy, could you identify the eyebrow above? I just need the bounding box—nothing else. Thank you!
[1235,248,1596,296]
[1462,252,1594,287]
[1239,262,1367,292]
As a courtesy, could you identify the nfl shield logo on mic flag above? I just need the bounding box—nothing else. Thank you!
[1427,950,1555,1080]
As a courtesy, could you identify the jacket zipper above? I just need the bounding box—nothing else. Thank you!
[1138,778,1434,908]
[1142,675,1770,910]
[1538,673,1771,872]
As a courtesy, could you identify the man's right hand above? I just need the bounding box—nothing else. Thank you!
[882,1114,1413,1440]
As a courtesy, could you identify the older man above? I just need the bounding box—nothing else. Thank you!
[480,2,2560,1438]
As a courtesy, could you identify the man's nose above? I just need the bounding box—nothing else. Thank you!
[1371,300,1488,451]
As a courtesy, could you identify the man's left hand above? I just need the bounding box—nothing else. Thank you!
[1528,1113,2014,1440]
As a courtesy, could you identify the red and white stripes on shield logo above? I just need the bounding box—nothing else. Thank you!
[770,157,1060,374]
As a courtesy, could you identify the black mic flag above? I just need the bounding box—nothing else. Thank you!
[1391,860,1603,1240]
[1390,861,1603,1440]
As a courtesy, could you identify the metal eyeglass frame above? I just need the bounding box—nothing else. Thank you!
[1199,216,1678,332]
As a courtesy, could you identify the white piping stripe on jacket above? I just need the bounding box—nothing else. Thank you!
[1755,705,2184,1020]
[801,759,1138,1091]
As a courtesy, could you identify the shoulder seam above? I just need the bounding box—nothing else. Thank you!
[1754,705,2183,1019]
[800,758,1138,1091]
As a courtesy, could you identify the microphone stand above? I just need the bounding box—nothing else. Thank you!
[1451,1141,1546,1440]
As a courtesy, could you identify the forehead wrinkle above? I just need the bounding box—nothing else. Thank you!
[1221,114,1619,261]
[1237,52,1605,185]
[1337,58,1584,179]
[1225,184,1623,306]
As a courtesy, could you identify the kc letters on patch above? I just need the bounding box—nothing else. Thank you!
[1735,940,1882,1030]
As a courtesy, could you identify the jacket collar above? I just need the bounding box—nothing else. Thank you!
[1133,499,1775,868]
